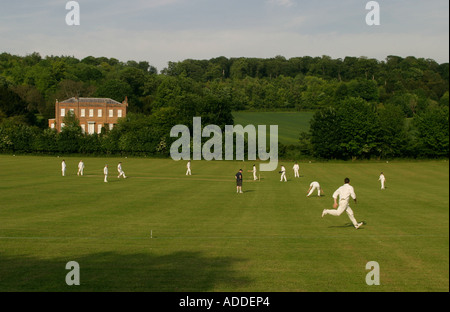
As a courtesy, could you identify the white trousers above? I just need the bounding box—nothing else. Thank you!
[380,180,385,189]
[104,174,108,182]
[294,169,299,178]
[77,169,83,176]
[324,201,358,227]
[118,170,126,178]
[307,186,320,197]
[280,172,287,182]
[186,168,191,175]
[253,172,257,180]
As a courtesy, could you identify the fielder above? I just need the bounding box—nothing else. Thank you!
[280,165,287,182]
[61,160,66,176]
[293,162,300,178]
[322,178,363,229]
[104,164,108,183]
[77,160,84,176]
[379,172,386,190]
[186,160,192,176]
[117,162,126,179]
[306,181,323,197]
[252,164,258,181]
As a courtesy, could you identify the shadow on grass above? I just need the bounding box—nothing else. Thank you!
[0,251,251,292]
[328,221,367,229]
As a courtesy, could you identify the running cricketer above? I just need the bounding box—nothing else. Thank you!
[322,178,363,229]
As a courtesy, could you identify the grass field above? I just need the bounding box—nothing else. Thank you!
[232,111,314,145]
[0,155,448,292]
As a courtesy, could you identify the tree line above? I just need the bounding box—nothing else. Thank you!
[0,52,448,159]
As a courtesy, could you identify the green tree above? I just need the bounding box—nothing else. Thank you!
[309,98,381,159]
[95,79,132,103]
[413,106,449,157]
[57,111,82,153]
[378,104,410,158]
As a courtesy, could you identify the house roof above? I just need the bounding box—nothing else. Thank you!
[60,97,125,105]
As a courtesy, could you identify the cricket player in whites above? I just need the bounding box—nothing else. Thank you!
[293,162,300,178]
[379,172,386,190]
[117,162,126,179]
[322,178,363,229]
[280,165,287,182]
[186,160,192,176]
[307,181,323,197]
[77,160,84,176]
[104,165,108,183]
[61,159,66,176]
[252,164,258,181]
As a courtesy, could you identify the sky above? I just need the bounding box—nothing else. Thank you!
[0,0,448,72]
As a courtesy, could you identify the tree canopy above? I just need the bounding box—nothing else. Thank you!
[0,52,448,159]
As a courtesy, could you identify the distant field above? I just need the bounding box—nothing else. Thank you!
[0,155,448,292]
[233,111,314,145]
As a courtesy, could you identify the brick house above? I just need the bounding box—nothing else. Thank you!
[48,97,128,134]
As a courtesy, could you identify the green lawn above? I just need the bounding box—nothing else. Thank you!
[0,155,448,292]
[233,111,314,145]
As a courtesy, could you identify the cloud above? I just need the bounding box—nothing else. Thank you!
[267,0,295,8]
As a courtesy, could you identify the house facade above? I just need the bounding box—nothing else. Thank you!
[48,97,128,134]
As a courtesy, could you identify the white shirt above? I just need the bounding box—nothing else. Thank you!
[118,164,122,171]
[333,184,356,203]
[379,174,385,181]
[187,162,191,168]
[78,162,84,169]
[310,181,320,188]
[281,166,286,173]
[104,167,108,175]
[293,164,299,170]
[62,161,66,170]
[253,166,257,173]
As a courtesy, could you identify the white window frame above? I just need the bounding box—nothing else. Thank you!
[61,108,65,117]
[117,109,122,118]
[98,109,102,117]
[109,109,114,117]
[97,124,102,134]
[81,124,86,134]
[80,109,85,117]
[88,123,95,135]
[89,109,94,117]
